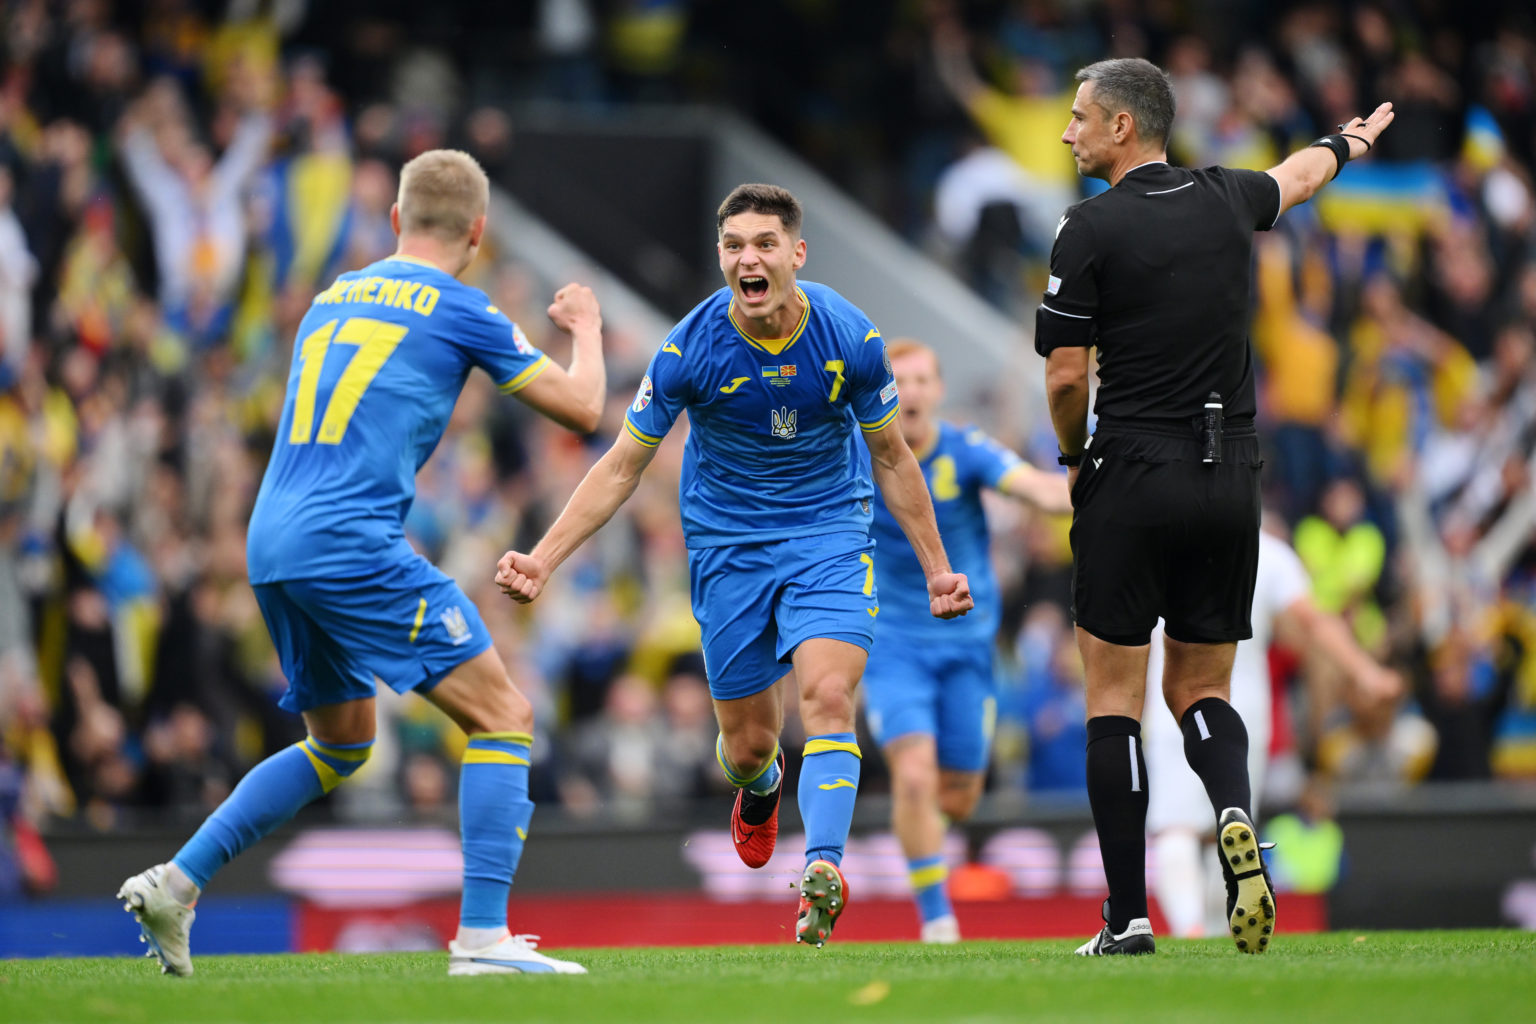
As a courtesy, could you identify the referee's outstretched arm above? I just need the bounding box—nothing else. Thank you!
[1267,101,1395,216]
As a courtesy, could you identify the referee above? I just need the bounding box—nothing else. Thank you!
[1035,57,1393,956]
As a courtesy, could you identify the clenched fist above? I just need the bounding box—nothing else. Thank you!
[496,550,550,604]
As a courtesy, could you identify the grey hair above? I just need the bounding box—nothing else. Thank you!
[1075,58,1176,146]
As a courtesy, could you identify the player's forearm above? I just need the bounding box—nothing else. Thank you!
[1268,147,1338,210]
[530,446,643,575]
[562,326,607,427]
[872,453,952,579]
[1045,363,1090,455]
[1294,602,1379,693]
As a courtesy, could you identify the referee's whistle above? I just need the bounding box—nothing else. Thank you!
[1202,392,1223,465]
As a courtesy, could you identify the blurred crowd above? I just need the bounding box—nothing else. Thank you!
[2,0,1535,900]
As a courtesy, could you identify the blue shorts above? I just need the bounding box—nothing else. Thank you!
[254,555,493,713]
[689,531,877,701]
[862,635,997,773]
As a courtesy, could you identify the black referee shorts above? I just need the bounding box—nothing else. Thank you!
[1068,428,1261,647]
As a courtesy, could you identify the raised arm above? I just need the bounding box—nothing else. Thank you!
[512,284,607,433]
[1267,101,1395,218]
[495,430,658,603]
[864,422,972,619]
[997,461,1073,515]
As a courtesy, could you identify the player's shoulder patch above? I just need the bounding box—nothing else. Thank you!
[510,322,536,355]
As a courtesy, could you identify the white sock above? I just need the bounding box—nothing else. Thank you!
[455,925,509,950]
[163,862,202,906]
[1152,830,1205,939]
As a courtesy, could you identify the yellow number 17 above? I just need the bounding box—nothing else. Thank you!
[290,317,408,445]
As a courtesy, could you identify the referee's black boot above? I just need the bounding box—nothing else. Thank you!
[1074,898,1155,956]
[1218,807,1277,954]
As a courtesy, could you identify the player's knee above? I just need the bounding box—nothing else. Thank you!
[798,674,858,731]
[939,785,982,822]
[721,724,778,770]
[462,679,534,735]
[300,735,374,793]
[891,764,939,807]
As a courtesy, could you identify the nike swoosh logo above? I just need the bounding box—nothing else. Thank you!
[817,779,856,790]
[720,376,751,394]
[662,343,682,356]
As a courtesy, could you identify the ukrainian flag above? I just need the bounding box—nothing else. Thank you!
[1313,161,1448,236]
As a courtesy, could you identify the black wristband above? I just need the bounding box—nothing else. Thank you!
[1057,450,1083,468]
[1308,134,1350,179]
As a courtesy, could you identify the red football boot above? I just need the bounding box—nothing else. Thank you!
[730,751,784,868]
[795,859,850,948]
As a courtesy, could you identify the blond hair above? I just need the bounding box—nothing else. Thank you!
[885,338,940,375]
[397,149,489,241]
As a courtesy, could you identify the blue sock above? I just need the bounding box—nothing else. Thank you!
[909,854,953,923]
[799,733,861,867]
[715,734,781,795]
[459,732,535,930]
[172,735,373,889]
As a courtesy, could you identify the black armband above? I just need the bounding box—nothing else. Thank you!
[1057,449,1084,468]
[1308,134,1351,180]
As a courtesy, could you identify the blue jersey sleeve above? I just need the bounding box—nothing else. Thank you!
[846,325,900,433]
[960,426,1024,490]
[624,329,693,447]
[454,298,552,395]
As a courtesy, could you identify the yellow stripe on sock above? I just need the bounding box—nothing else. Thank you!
[297,740,343,793]
[803,738,862,759]
[470,731,534,746]
[306,737,372,761]
[716,735,779,788]
[462,749,530,767]
[909,863,949,890]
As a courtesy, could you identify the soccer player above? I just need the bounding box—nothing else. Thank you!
[863,339,1070,943]
[118,150,606,977]
[1144,527,1400,938]
[1036,56,1393,955]
[495,184,973,947]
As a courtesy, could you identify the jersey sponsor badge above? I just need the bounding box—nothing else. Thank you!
[880,380,898,405]
[770,406,798,439]
[1046,275,1062,296]
[632,375,653,413]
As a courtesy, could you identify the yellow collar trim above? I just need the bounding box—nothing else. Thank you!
[728,288,809,356]
[388,254,445,271]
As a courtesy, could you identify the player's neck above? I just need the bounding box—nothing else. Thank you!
[393,239,462,277]
[730,288,804,340]
[1107,148,1169,187]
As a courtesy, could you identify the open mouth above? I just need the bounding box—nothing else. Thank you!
[740,276,769,301]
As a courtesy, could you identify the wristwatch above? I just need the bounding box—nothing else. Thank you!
[1057,450,1084,467]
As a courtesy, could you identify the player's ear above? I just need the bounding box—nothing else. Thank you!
[792,237,807,270]
[389,203,401,237]
[468,214,487,250]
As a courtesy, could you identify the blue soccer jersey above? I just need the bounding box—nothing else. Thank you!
[247,255,550,583]
[867,421,1021,642]
[623,282,898,548]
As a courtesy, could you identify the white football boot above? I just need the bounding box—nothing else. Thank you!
[920,914,961,944]
[118,864,196,976]
[447,933,587,975]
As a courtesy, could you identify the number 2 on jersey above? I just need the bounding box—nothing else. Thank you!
[289,317,408,445]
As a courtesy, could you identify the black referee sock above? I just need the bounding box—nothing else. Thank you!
[1179,696,1252,821]
[1085,715,1149,933]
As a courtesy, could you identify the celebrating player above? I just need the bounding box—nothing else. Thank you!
[863,340,1069,942]
[495,183,972,947]
[119,150,606,977]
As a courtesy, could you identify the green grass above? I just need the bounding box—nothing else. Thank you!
[5,931,1533,1024]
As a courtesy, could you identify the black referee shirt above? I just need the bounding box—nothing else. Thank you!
[1034,162,1282,430]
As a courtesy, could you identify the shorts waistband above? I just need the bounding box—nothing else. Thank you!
[1093,417,1257,441]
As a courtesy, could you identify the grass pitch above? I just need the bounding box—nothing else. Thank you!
[5,931,1532,1024]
